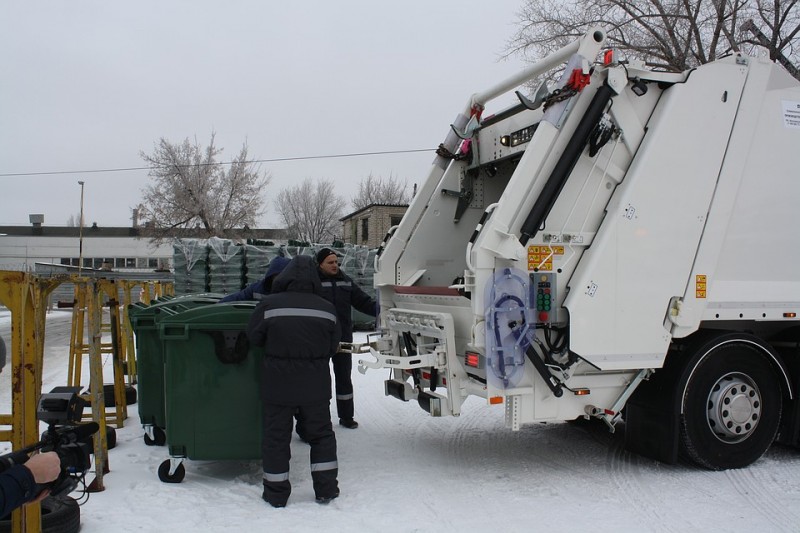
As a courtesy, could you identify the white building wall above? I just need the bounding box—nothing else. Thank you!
[0,235,173,272]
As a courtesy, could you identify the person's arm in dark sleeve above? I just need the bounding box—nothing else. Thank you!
[219,280,263,303]
[0,464,37,517]
[350,281,377,317]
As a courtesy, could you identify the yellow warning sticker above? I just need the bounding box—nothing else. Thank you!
[527,245,564,271]
[696,275,707,299]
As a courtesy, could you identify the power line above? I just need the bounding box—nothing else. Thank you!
[0,148,435,178]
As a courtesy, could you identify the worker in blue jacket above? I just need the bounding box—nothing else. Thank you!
[246,255,341,507]
[315,248,377,429]
[219,256,291,303]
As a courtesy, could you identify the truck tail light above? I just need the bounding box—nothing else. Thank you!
[421,371,446,386]
[465,351,480,368]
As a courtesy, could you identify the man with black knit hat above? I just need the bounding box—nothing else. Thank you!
[314,247,376,429]
[246,255,341,507]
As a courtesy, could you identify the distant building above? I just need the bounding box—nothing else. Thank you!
[0,219,286,273]
[340,204,408,249]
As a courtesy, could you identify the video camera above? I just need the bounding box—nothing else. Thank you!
[0,389,98,498]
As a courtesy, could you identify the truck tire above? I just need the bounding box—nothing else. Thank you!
[0,495,81,533]
[100,384,137,407]
[103,425,117,450]
[679,337,782,470]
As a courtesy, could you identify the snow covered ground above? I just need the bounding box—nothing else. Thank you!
[2,308,800,532]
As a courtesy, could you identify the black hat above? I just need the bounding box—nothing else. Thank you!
[315,247,337,264]
[264,256,291,280]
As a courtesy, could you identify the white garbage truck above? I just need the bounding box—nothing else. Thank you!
[358,27,800,470]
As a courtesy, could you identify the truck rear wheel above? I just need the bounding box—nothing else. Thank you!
[679,338,782,470]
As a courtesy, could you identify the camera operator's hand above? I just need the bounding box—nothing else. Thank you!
[0,450,61,515]
[25,451,60,484]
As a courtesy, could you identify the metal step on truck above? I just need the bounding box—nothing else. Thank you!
[358,27,800,470]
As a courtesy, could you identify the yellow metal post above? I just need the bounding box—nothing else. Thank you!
[67,283,86,388]
[119,280,139,384]
[85,279,108,493]
[140,282,153,304]
[98,279,127,426]
[68,278,129,429]
[0,271,63,532]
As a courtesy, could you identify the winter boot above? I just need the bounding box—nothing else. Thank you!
[339,418,358,429]
[315,488,340,505]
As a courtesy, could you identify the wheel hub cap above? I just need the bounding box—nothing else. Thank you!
[706,372,761,443]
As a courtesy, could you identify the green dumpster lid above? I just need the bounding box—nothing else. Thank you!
[130,296,222,327]
[157,301,258,330]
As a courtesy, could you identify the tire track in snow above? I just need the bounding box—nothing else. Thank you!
[420,396,583,515]
[723,453,800,532]
[348,377,465,532]
[428,395,611,513]
[583,418,800,532]
[567,419,692,532]
[603,438,682,532]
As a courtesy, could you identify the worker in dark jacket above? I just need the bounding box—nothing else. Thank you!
[246,255,341,508]
[219,256,291,303]
[315,247,376,429]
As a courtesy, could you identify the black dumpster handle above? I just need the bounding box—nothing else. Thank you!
[200,330,250,364]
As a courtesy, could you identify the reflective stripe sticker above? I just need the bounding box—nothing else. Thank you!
[263,471,289,482]
[336,393,353,400]
[263,308,337,323]
[310,460,338,472]
[321,281,351,288]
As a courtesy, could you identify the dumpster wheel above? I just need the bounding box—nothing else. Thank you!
[144,426,166,446]
[158,459,186,483]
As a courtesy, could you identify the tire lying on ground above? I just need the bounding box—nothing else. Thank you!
[102,384,137,407]
[85,384,137,407]
[0,495,81,533]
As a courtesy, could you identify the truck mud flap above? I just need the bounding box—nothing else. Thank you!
[385,380,414,402]
[417,391,446,417]
[623,356,682,464]
[386,380,446,417]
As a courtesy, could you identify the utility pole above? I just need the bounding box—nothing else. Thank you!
[78,181,85,274]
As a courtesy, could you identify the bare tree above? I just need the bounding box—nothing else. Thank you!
[351,173,412,210]
[506,0,799,77]
[740,1,800,78]
[138,133,270,242]
[275,178,347,244]
[66,214,81,227]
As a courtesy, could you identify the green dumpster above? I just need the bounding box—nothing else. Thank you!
[128,294,222,446]
[156,301,261,483]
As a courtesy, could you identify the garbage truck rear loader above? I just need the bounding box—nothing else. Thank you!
[359,28,800,470]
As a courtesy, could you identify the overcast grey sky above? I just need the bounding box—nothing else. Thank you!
[1,1,526,228]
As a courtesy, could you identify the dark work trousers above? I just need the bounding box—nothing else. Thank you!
[262,402,338,505]
[332,352,354,420]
